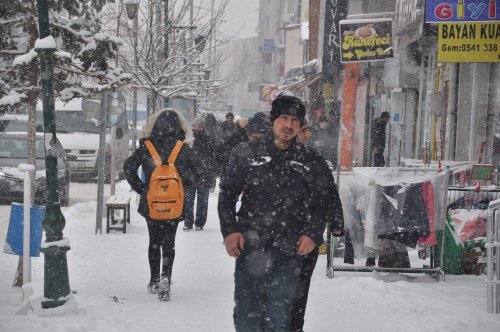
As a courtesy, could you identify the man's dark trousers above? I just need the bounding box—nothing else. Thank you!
[184,186,210,228]
[290,247,319,331]
[373,152,385,167]
[233,246,303,332]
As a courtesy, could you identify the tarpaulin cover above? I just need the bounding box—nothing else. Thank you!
[337,168,448,258]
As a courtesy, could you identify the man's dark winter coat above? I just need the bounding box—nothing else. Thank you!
[218,133,344,253]
[220,120,236,139]
[123,111,201,220]
[192,130,217,187]
[371,117,388,152]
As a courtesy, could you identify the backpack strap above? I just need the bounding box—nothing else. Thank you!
[144,140,162,167]
[168,141,184,165]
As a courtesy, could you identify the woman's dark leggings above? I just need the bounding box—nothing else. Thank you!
[146,219,179,283]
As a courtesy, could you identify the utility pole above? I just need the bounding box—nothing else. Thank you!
[35,0,71,309]
[208,0,215,69]
[189,0,194,43]
[163,0,169,108]
[110,91,118,196]
[164,0,169,60]
[132,5,139,151]
[95,92,107,234]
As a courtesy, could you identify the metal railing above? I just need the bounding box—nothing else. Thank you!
[486,199,500,314]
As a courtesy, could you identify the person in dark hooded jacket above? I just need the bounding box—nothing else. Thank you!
[218,95,344,331]
[183,116,217,231]
[123,109,201,301]
[216,118,249,178]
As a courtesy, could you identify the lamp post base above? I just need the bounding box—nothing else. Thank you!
[40,244,71,309]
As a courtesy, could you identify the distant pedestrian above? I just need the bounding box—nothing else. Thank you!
[216,118,249,178]
[204,112,221,142]
[183,116,217,231]
[311,115,338,169]
[218,95,343,331]
[371,111,390,167]
[123,109,201,301]
[221,112,236,139]
[246,115,270,141]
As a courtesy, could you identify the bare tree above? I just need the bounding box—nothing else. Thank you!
[104,0,229,117]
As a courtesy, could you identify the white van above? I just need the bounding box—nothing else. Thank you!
[5,93,130,181]
[54,95,130,181]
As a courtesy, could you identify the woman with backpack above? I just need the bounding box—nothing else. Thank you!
[124,109,201,301]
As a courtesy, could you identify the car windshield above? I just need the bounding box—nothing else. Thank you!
[0,137,45,159]
[49,111,100,134]
[4,112,101,134]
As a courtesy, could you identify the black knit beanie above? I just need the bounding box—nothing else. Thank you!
[270,95,306,126]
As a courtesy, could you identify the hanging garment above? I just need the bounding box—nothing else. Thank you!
[375,183,430,248]
[418,181,437,246]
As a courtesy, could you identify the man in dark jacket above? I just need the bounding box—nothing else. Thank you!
[124,110,201,301]
[220,112,236,139]
[246,115,270,141]
[216,118,249,178]
[371,111,390,167]
[183,116,217,231]
[311,115,338,169]
[218,95,344,331]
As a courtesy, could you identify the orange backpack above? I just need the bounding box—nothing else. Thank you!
[144,140,184,220]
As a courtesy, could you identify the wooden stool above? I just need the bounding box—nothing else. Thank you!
[106,194,131,233]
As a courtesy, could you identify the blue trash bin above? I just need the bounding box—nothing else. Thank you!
[3,203,45,257]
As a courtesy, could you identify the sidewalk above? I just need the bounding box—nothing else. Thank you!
[0,182,499,332]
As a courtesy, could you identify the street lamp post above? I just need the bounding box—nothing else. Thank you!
[125,0,139,150]
[35,0,71,309]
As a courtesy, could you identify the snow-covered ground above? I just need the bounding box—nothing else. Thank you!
[1,181,499,332]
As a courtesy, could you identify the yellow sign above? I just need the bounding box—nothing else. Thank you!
[438,22,500,62]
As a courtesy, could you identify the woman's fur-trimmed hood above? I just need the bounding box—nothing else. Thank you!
[141,108,193,146]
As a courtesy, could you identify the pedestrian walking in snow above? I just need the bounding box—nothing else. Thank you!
[370,111,390,167]
[311,114,338,169]
[246,114,270,141]
[290,120,344,332]
[183,116,217,231]
[221,112,237,139]
[123,109,201,301]
[216,118,249,179]
[218,95,342,331]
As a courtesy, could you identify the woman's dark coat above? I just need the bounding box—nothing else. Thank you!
[124,111,201,220]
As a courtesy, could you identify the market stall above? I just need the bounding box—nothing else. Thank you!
[329,167,449,280]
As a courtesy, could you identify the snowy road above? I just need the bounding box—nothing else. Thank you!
[1,181,499,332]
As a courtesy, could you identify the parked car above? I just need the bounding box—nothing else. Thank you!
[0,132,71,206]
[0,114,28,132]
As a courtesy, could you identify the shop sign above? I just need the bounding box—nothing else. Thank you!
[258,84,278,103]
[321,0,348,80]
[262,39,276,53]
[426,0,500,22]
[339,19,393,63]
[438,22,500,62]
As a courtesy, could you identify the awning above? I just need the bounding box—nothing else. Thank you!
[278,73,322,94]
